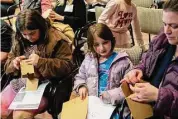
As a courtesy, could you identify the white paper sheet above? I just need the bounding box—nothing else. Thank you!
[87,96,116,119]
[8,82,48,110]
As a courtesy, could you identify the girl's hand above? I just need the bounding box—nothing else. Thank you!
[78,86,88,100]
[12,56,26,70]
[100,91,111,104]
[25,53,39,66]
[129,83,159,102]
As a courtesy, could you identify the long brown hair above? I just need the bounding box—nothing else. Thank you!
[15,9,50,46]
[87,23,115,57]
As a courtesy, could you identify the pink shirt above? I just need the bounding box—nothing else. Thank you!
[98,0,143,47]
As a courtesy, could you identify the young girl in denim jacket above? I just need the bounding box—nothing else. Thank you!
[73,23,132,118]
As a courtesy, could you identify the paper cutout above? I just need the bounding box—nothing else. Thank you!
[20,60,38,91]
[20,60,34,77]
[25,78,39,91]
[61,97,88,119]
[121,82,153,119]
[61,96,116,119]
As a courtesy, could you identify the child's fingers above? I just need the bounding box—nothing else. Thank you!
[79,90,84,100]
[19,56,26,60]
[83,92,86,100]
[80,93,83,100]
[80,92,85,100]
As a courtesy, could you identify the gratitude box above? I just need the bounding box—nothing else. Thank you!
[121,81,153,119]
[20,60,38,91]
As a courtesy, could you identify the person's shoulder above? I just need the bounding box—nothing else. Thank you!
[151,31,168,46]
[48,27,69,43]
[148,30,169,51]
[115,52,129,59]
[85,52,95,60]
[113,52,132,69]
[113,52,130,64]
[130,2,137,12]
[131,1,137,8]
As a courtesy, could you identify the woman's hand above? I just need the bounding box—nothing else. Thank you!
[49,11,64,21]
[129,83,159,102]
[78,86,88,100]
[121,69,143,85]
[25,53,39,66]
[12,56,26,70]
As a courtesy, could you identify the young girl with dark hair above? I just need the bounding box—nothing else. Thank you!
[73,23,133,118]
[1,9,72,119]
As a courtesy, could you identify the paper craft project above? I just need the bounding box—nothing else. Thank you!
[20,60,34,77]
[61,96,88,119]
[121,82,153,119]
[20,60,38,91]
[20,60,34,78]
[25,78,38,91]
[61,96,115,119]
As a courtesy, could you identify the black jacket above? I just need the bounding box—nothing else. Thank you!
[54,0,86,32]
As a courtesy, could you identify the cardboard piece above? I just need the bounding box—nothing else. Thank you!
[20,60,34,78]
[25,78,39,91]
[20,60,38,91]
[121,82,153,119]
[61,97,88,119]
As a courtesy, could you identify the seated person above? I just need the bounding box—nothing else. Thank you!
[73,23,133,118]
[0,9,73,119]
[48,0,86,32]
[98,0,144,48]
[122,0,178,118]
